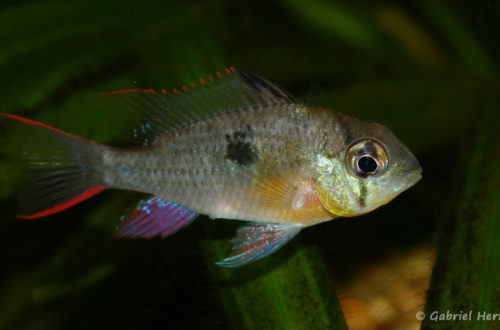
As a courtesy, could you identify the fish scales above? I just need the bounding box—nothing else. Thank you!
[101,104,340,225]
[1,67,422,267]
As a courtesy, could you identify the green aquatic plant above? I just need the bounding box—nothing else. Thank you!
[0,1,498,329]
[423,98,500,329]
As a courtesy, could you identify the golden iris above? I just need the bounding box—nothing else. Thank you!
[346,139,389,178]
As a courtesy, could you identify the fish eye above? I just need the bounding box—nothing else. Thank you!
[357,156,378,173]
[346,139,388,178]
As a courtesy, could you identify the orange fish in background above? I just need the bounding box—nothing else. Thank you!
[1,67,422,267]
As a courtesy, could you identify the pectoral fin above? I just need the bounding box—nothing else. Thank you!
[216,222,302,268]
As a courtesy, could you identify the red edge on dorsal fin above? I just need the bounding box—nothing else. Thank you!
[106,89,158,95]
[18,186,106,220]
[0,113,92,142]
[104,66,235,97]
[175,66,234,92]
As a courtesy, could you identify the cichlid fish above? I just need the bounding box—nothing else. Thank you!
[1,67,422,267]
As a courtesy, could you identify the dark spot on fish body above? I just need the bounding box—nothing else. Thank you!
[358,181,367,207]
[225,125,258,166]
[226,141,257,166]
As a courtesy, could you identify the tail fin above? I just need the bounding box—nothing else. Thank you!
[1,114,106,219]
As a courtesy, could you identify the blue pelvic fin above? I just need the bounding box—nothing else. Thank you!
[215,222,302,268]
[115,197,198,239]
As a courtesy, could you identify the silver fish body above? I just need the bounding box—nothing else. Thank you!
[102,104,335,224]
[2,67,422,267]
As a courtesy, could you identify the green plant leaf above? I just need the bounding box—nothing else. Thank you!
[423,97,500,328]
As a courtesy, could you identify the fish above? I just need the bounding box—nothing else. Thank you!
[1,67,422,267]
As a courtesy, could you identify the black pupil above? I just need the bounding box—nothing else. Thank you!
[358,156,378,173]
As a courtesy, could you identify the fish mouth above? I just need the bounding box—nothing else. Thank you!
[406,165,423,187]
[396,150,422,188]
[402,150,422,185]
[411,170,423,184]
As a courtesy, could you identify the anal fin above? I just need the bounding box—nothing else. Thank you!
[115,197,198,239]
[216,222,302,267]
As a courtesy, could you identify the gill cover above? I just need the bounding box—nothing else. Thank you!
[313,155,354,217]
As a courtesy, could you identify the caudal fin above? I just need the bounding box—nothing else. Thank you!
[1,114,106,219]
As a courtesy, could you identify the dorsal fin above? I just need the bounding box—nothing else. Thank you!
[104,67,300,145]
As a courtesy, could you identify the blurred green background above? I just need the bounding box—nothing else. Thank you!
[0,1,499,329]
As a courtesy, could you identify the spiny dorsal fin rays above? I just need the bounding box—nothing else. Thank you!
[104,67,300,145]
[237,69,296,103]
